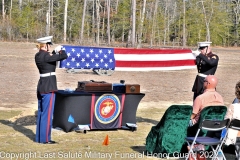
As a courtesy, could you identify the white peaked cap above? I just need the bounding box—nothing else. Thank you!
[192,50,200,55]
[198,41,212,47]
[36,36,53,43]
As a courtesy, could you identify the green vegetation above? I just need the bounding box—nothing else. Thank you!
[0,0,239,47]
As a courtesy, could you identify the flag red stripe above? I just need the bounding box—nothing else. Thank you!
[90,94,95,129]
[115,60,195,67]
[114,48,192,54]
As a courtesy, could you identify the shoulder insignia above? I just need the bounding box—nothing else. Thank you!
[212,56,216,59]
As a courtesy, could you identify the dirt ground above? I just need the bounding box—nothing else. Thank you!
[0,42,239,160]
[0,42,238,125]
[0,42,239,111]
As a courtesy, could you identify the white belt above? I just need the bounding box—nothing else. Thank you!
[40,72,56,77]
[198,73,207,78]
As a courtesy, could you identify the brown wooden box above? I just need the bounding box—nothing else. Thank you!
[125,84,140,93]
[76,81,112,92]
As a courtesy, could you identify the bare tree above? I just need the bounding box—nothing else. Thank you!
[232,0,240,46]
[46,0,51,36]
[182,0,186,47]
[64,0,68,42]
[80,0,87,44]
[92,0,95,43]
[19,0,22,10]
[163,0,169,45]
[137,0,146,48]
[96,0,100,46]
[51,0,53,33]
[107,0,111,45]
[150,0,159,47]
[200,0,214,41]
[9,0,13,41]
[115,0,119,13]
[101,2,105,42]
[132,0,136,47]
[10,0,12,21]
[2,0,5,21]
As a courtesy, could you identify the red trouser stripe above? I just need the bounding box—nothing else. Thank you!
[119,94,125,127]
[46,92,54,142]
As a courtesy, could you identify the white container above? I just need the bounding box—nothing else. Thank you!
[216,151,223,160]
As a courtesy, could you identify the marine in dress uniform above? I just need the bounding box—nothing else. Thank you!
[192,42,219,101]
[35,36,67,144]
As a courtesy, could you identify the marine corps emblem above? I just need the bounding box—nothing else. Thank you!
[95,94,121,124]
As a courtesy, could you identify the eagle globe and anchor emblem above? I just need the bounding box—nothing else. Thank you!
[95,94,121,124]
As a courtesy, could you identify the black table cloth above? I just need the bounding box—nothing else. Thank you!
[52,90,145,132]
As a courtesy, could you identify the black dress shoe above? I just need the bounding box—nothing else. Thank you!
[42,140,56,144]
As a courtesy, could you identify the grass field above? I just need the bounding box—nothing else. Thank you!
[1,107,236,160]
[0,105,171,160]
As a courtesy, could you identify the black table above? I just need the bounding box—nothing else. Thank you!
[52,90,145,132]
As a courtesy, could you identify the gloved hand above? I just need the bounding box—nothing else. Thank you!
[192,50,200,57]
[54,45,63,53]
[189,119,194,127]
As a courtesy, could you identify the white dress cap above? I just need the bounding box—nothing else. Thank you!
[198,41,212,47]
[36,36,53,43]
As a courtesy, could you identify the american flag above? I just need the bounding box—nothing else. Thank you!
[59,45,195,71]
[60,45,115,70]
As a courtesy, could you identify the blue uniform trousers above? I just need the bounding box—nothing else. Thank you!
[36,92,55,143]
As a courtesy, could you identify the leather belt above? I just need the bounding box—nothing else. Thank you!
[40,72,56,77]
[197,73,207,78]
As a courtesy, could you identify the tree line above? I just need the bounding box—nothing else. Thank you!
[0,0,239,48]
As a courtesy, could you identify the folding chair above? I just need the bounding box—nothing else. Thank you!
[228,119,240,160]
[187,106,227,137]
[185,119,230,160]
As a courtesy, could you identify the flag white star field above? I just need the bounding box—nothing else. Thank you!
[60,45,115,70]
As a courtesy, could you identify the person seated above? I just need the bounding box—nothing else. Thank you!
[189,75,224,127]
[224,80,240,159]
[187,75,225,160]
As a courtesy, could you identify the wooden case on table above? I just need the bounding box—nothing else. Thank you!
[76,81,112,92]
[125,84,140,93]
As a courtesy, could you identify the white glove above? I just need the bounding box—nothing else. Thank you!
[192,50,200,56]
[54,45,63,53]
[189,119,194,127]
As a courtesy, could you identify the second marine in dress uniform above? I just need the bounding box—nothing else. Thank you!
[192,42,219,101]
[35,36,68,144]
